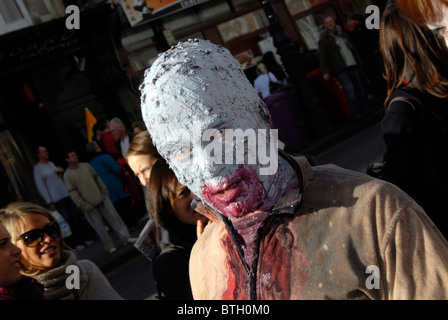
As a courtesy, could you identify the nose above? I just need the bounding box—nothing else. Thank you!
[41,233,53,244]
[139,175,148,187]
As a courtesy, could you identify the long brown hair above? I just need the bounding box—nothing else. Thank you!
[147,159,197,242]
[395,0,448,26]
[380,2,448,106]
[126,130,159,160]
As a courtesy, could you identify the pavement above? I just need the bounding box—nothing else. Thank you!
[75,215,149,274]
[74,106,385,274]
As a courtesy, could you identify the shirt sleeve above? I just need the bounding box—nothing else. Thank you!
[63,171,88,210]
[33,165,52,204]
[268,72,278,83]
[382,202,448,299]
[87,163,109,197]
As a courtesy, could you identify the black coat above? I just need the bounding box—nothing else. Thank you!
[318,28,362,75]
[381,86,448,237]
[151,223,197,300]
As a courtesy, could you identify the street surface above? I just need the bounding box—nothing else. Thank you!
[106,121,386,300]
[315,121,385,172]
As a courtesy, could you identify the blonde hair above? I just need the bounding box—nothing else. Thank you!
[256,63,268,75]
[0,202,69,276]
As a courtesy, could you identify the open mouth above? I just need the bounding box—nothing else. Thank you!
[206,177,244,205]
[216,181,239,195]
[200,166,266,218]
[40,246,57,255]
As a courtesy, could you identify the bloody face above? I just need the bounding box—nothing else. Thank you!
[140,40,278,219]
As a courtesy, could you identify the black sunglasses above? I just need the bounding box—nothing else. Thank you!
[16,222,60,247]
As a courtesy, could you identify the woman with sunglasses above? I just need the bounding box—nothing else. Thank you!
[0,221,44,300]
[0,202,123,300]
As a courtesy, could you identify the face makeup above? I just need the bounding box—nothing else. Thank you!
[141,40,291,220]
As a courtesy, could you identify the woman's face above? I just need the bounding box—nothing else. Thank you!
[0,223,22,287]
[171,187,208,226]
[127,154,157,187]
[426,2,448,47]
[15,213,61,273]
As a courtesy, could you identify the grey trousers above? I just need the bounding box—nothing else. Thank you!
[83,197,131,251]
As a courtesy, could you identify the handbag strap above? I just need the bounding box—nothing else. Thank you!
[388,96,416,111]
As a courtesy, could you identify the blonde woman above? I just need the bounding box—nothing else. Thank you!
[0,202,122,300]
[0,221,44,300]
[253,62,281,99]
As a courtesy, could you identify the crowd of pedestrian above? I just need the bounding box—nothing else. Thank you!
[1,0,448,301]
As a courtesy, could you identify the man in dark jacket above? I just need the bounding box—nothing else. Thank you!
[318,16,368,119]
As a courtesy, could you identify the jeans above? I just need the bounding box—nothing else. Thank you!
[83,197,131,251]
[336,66,368,119]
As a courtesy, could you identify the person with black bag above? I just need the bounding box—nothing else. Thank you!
[374,2,448,238]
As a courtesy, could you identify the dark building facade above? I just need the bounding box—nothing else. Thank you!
[0,0,386,206]
[0,3,138,207]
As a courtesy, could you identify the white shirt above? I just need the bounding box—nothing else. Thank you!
[33,161,69,204]
[254,72,278,100]
[120,135,130,158]
[335,36,356,67]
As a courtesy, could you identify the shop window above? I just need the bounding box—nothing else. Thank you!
[122,27,155,52]
[0,0,33,35]
[23,0,66,24]
[217,9,268,42]
[285,0,328,16]
[127,46,159,73]
[163,0,230,35]
[295,6,337,50]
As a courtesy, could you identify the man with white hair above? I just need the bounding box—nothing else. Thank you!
[140,39,448,299]
[109,117,131,159]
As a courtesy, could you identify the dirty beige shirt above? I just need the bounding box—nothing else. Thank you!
[190,156,448,299]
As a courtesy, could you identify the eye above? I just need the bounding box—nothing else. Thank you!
[430,25,447,36]
[178,187,191,197]
[0,239,7,248]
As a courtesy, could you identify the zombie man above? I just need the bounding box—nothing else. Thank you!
[140,39,448,299]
